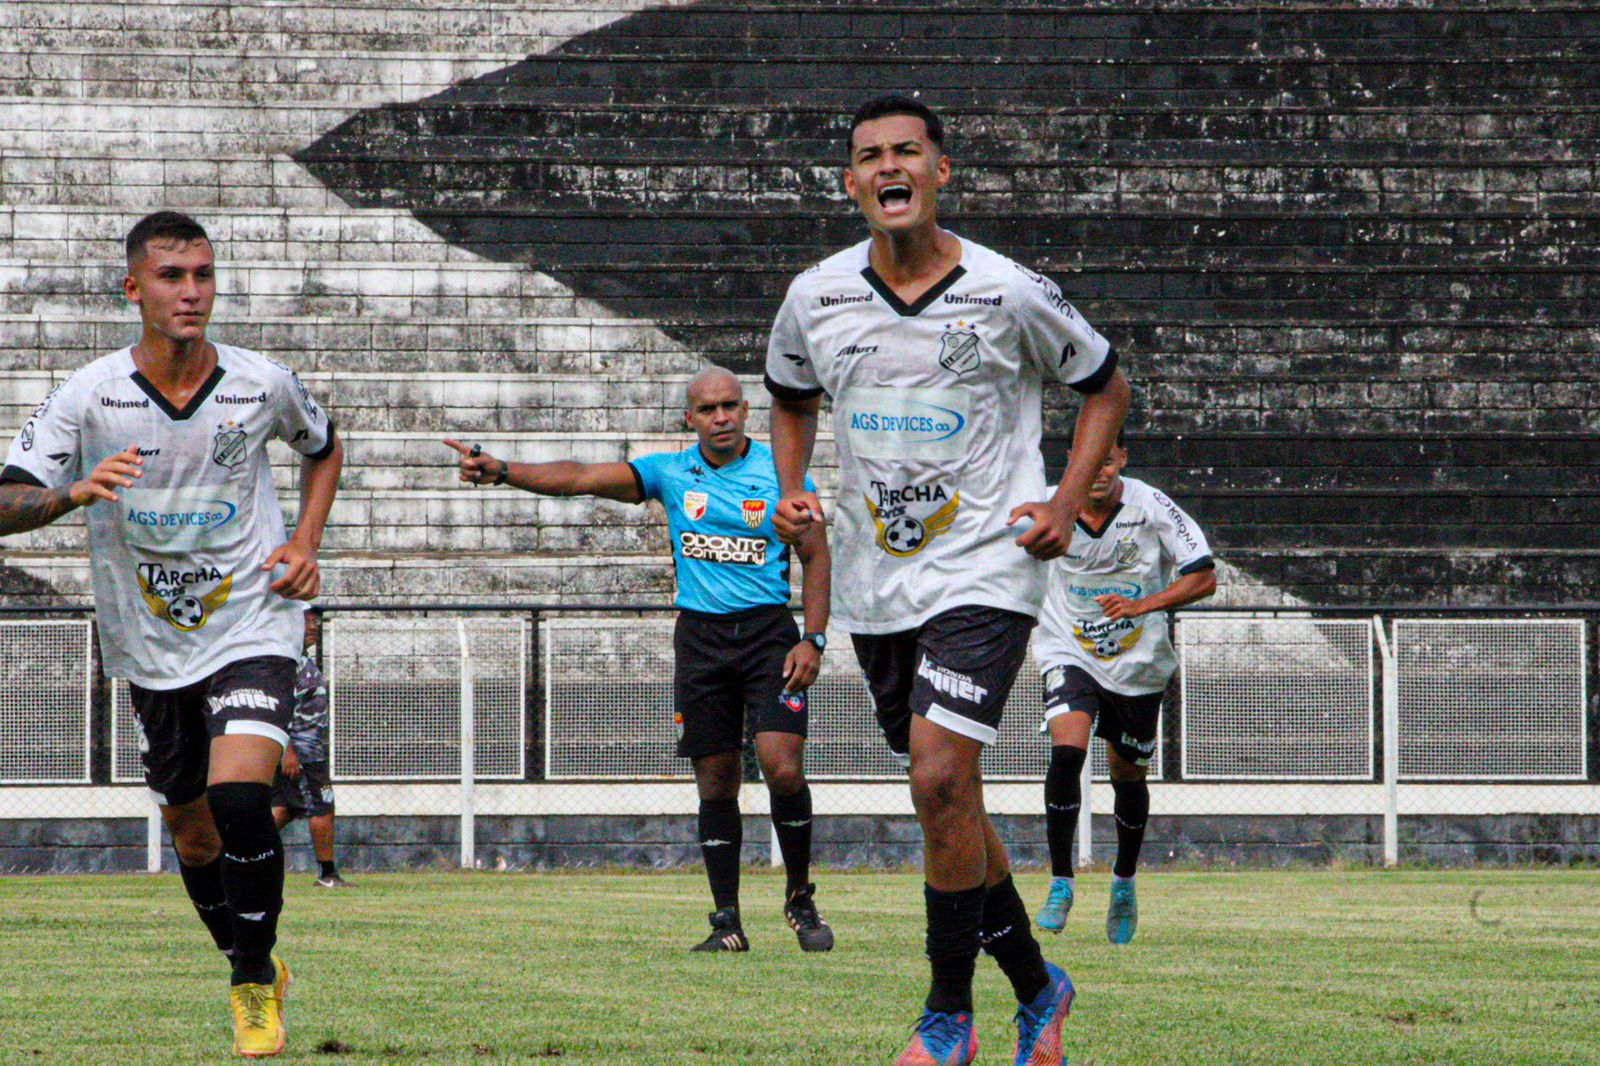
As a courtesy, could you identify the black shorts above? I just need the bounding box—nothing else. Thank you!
[851,605,1035,758]
[673,604,806,759]
[129,655,296,807]
[272,760,335,817]
[1042,663,1163,767]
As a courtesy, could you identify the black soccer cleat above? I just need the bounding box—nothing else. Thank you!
[783,883,835,953]
[690,907,749,953]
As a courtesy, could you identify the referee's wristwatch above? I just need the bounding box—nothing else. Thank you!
[801,631,827,653]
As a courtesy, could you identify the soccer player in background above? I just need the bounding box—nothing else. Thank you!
[444,365,835,952]
[766,97,1130,1066]
[272,608,352,888]
[0,211,341,1057]
[1032,430,1215,944]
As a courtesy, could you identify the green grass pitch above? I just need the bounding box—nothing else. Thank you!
[1,868,1596,1064]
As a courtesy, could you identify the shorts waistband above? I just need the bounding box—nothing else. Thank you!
[677,603,794,625]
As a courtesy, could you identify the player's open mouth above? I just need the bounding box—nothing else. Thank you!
[877,183,913,214]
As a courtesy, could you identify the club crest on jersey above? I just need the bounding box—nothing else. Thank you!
[136,564,233,632]
[212,420,246,469]
[741,498,767,529]
[937,321,981,376]
[683,490,708,521]
[865,482,960,558]
[1114,537,1140,567]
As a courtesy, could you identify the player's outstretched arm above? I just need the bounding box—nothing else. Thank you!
[769,395,823,544]
[263,431,343,600]
[0,447,143,536]
[1011,368,1131,560]
[442,439,643,503]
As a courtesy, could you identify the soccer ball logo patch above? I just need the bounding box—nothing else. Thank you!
[137,570,233,632]
[866,491,960,558]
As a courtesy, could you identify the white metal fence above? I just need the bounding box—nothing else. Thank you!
[1,608,1595,871]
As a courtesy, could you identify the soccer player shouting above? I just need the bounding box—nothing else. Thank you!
[445,365,835,953]
[765,97,1130,1066]
[1032,430,1215,944]
[0,211,341,1058]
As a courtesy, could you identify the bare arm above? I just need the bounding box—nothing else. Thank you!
[768,395,823,543]
[444,440,643,503]
[0,482,79,536]
[794,519,830,637]
[1009,368,1132,560]
[1098,567,1217,621]
[0,446,144,536]
[262,431,343,600]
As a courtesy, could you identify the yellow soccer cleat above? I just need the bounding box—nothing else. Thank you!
[230,979,286,1058]
[270,954,291,1015]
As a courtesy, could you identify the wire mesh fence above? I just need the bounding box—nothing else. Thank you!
[1,605,1597,872]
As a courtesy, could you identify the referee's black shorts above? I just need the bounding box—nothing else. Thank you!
[673,604,806,759]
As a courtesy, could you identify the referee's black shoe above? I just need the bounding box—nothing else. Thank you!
[691,907,749,952]
[784,883,835,952]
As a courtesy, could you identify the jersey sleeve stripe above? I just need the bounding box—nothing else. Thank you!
[1177,554,1215,575]
[303,421,338,461]
[1068,346,1119,395]
[763,372,823,402]
[0,464,45,487]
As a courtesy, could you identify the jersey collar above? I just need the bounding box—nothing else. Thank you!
[129,364,226,421]
[860,262,968,317]
[697,436,752,473]
[1076,500,1125,539]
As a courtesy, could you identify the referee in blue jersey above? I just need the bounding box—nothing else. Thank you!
[445,366,834,953]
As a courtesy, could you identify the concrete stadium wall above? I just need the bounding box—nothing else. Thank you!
[7,814,1598,873]
[1,1,1597,607]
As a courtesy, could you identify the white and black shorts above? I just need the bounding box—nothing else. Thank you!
[272,759,335,817]
[129,655,296,807]
[1041,663,1163,767]
[851,605,1035,758]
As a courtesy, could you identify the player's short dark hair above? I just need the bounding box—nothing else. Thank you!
[847,95,945,158]
[125,211,210,266]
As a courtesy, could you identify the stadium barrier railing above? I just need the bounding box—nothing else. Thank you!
[1,604,1595,871]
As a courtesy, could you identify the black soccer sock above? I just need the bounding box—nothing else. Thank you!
[177,855,234,956]
[698,798,743,914]
[769,783,813,895]
[208,782,284,986]
[1045,745,1087,878]
[981,874,1051,1004]
[924,882,986,1016]
[1111,778,1150,879]
[319,860,338,878]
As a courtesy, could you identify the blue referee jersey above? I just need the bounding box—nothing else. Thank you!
[629,439,814,613]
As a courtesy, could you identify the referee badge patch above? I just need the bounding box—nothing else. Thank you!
[741,499,766,528]
[683,490,708,521]
[782,692,806,713]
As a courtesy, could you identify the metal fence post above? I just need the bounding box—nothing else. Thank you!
[1373,615,1399,867]
[146,799,162,872]
[458,619,475,870]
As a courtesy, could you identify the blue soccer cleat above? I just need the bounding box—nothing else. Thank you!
[895,1010,977,1066]
[1107,879,1138,945]
[1012,960,1074,1066]
[1035,877,1074,933]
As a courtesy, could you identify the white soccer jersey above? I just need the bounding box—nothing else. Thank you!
[764,234,1115,634]
[1034,476,1214,696]
[2,344,334,689]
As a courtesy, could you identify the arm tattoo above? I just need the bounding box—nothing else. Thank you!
[0,483,77,536]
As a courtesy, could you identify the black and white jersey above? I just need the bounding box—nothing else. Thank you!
[2,344,335,689]
[1034,477,1214,696]
[764,234,1115,634]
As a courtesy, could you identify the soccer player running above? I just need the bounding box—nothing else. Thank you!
[443,365,835,952]
[1032,430,1215,944]
[0,211,341,1058]
[271,608,352,888]
[766,97,1130,1066]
